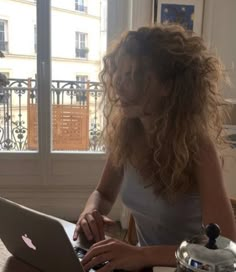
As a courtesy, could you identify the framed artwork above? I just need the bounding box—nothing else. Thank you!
[153,0,204,35]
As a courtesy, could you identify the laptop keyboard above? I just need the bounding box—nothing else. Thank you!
[74,247,107,270]
[74,247,87,260]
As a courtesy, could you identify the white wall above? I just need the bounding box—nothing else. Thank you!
[51,9,100,61]
[202,0,236,100]
[0,1,36,55]
[51,0,101,17]
[202,0,236,197]
[107,0,152,46]
[0,0,102,80]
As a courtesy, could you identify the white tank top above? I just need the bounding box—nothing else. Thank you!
[120,164,203,246]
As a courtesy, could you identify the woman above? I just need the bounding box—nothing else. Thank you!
[73,24,236,270]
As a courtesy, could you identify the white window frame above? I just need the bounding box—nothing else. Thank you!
[0,19,8,52]
[75,0,87,13]
[34,24,37,53]
[75,32,88,59]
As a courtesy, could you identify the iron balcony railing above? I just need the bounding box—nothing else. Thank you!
[0,78,104,151]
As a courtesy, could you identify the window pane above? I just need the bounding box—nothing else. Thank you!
[75,0,87,13]
[0,0,37,151]
[51,0,107,152]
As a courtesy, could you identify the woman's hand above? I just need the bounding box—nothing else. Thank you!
[81,238,146,272]
[73,209,115,242]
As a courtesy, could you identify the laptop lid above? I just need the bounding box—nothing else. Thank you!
[0,197,85,272]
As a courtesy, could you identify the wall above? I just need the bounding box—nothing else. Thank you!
[202,0,236,100]
[107,0,152,45]
[202,0,236,197]
[0,0,101,80]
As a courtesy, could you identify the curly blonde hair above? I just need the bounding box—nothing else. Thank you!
[100,24,228,200]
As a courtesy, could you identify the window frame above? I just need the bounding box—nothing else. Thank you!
[0,0,106,158]
[75,0,88,13]
[0,19,8,52]
[75,31,88,59]
[0,0,153,158]
[34,24,37,53]
[75,74,88,103]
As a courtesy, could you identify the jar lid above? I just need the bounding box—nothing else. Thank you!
[175,224,236,271]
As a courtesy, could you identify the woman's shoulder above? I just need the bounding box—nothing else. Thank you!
[194,135,224,186]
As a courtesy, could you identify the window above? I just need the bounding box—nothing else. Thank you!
[75,0,87,13]
[75,32,88,59]
[76,75,88,103]
[0,0,106,153]
[0,9,36,151]
[0,19,8,52]
[76,75,88,89]
[0,0,107,154]
[0,72,9,104]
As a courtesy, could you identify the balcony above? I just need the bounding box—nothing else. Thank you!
[75,48,88,59]
[0,41,8,52]
[0,78,104,152]
[75,4,88,13]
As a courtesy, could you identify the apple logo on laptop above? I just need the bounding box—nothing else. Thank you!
[22,234,37,250]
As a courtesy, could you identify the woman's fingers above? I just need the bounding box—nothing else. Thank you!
[85,213,101,242]
[82,244,110,265]
[73,224,80,241]
[73,211,115,242]
[82,240,119,272]
[80,217,94,241]
[94,261,114,272]
[92,210,105,241]
[82,238,144,272]
[73,216,94,241]
[90,238,114,249]
[82,253,112,271]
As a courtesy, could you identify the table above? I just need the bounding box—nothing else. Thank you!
[0,239,175,272]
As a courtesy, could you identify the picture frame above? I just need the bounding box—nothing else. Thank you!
[153,0,204,35]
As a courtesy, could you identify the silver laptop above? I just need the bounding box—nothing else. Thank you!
[0,196,104,272]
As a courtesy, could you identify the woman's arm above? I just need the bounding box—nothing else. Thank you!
[73,156,124,242]
[140,245,177,267]
[82,157,124,215]
[194,139,236,241]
